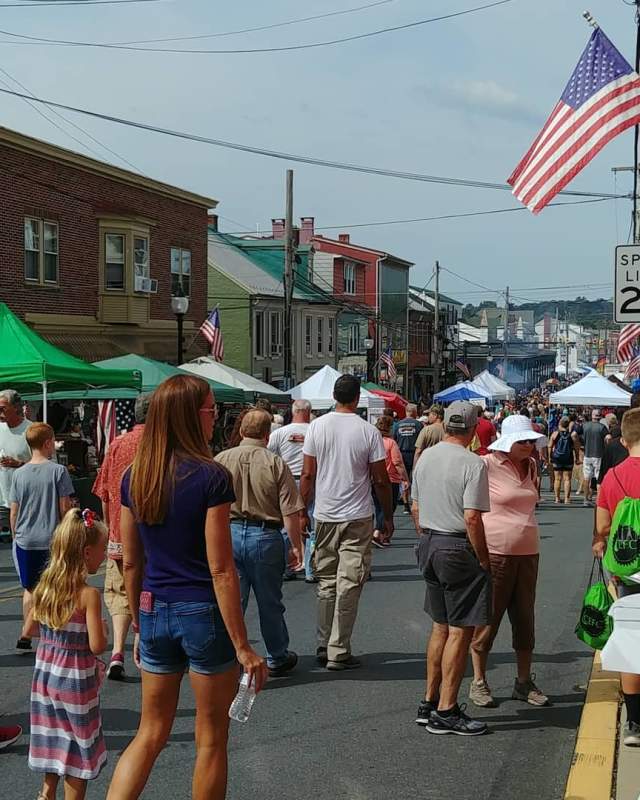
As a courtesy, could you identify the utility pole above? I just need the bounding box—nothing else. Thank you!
[433,260,441,395]
[565,312,570,378]
[503,286,510,383]
[283,169,294,390]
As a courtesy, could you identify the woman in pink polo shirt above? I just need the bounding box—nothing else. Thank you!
[468,415,550,710]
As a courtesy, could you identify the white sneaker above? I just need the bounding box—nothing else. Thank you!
[624,722,640,746]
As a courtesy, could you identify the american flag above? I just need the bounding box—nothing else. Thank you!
[200,307,224,361]
[96,400,136,461]
[618,323,640,362]
[508,27,640,213]
[455,359,471,379]
[381,347,397,381]
[625,346,640,381]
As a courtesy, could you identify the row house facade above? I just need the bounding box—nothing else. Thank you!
[207,227,339,387]
[0,126,215,363]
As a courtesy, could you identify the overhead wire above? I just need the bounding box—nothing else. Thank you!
[0,0,162,6]
[0,85,623,200]
[0,0,518,54]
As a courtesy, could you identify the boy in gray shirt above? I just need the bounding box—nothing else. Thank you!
[10,422,74,651]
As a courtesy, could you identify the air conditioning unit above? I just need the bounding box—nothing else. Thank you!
[134,276,158,294]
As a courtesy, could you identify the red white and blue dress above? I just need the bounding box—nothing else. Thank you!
[29,609,106,779]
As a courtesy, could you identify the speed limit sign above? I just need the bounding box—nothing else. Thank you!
[615,245,640,322]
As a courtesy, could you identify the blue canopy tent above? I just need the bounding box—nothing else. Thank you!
[433,384,487,404]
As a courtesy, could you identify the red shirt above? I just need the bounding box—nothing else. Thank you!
[475,417,497,456]
[597,455,640,516]
[92,424,145,560]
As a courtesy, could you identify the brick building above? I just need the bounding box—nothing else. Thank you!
[0,126,216,363]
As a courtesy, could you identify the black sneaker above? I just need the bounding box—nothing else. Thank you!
[268,651,298,678]
[426,704,488,736]
[316,647,328,665]
[283,572,298,582]
[326,655,362,671]
[415,698,438,726]
[16,637,32,653]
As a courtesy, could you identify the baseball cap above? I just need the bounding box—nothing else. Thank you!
[444,401,478,431]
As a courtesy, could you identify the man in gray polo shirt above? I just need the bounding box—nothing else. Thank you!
[412,400,491,737]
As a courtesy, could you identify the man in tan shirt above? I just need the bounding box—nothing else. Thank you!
[216,409,304,677]
[414,405,445,464]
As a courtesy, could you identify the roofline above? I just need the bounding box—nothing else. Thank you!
[1,125,217,209]
[311,235,413,267]
[409,286,463,306]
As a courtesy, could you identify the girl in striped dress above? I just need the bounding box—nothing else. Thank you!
[23,508,108,800]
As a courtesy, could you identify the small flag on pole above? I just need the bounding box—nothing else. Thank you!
[200,307,224,361]
[380,347,397,381]
[625,346,640,381]
[508,26,640,213]
[618,323,640,363]
[595,355,607,375]
[455,359,471,379]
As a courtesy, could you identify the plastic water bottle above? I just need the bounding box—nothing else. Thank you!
[228,673,256,722]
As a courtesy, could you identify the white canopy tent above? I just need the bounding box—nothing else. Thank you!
[290,365,385,420]
[470,370,515,401]
[549,370,631,407]
[180,357,289,403]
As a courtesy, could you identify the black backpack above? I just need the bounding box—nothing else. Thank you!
[553,430,572,463]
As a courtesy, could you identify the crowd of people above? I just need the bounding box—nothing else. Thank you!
[0,376,638,797]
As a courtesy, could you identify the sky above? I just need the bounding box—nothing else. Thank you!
[0,0,637,308]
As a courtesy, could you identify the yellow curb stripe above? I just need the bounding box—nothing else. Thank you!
[564,652,620,800]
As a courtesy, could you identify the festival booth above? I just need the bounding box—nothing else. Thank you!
[290,365,385,423]
[549,370,632,407]
[470,370,515,402]
[362,381,408,419]
[433,383,488,406]
[180,357,289,405]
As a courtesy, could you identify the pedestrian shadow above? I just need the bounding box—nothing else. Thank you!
[0,652,35,668]
[0,614,24,622]
[487,650,592,668]
[369,574,423,582]
[473,692,586,731]
[370,564,418,573]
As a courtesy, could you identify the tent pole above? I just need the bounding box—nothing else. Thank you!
[42,381,48,423]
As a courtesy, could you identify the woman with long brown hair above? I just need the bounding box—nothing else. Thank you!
[106,374,267,800]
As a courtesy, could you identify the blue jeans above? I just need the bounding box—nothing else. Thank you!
[231,520,290,668]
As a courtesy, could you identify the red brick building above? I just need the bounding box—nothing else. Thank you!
[0,126,216,363]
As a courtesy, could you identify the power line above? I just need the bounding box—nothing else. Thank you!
[111,0,399,46]
[0,0,162,6]
[0,0,518,54]
[0,85,623,200]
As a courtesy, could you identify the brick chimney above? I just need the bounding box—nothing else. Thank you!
[338,233,350,244]
[271,218,285,239]
[299,216,315,244]
[207,213,219,232]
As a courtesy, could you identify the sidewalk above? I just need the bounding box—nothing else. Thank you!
[617,706,640,800]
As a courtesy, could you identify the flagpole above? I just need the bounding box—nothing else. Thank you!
[634,1,640,242]
[184,304,218,359]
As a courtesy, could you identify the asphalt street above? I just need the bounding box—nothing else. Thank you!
[0,496,595,800]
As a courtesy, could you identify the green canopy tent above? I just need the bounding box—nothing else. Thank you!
[23,354,245,405]
[0,303,141,421]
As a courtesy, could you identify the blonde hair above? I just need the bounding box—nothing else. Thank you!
[32,509,107,630]
[622,407,640,447]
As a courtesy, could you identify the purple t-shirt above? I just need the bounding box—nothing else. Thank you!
[121,460,235,602]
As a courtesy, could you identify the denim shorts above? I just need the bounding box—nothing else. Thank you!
[139,600,236,675]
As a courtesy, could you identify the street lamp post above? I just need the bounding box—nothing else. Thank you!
[171,287,189,365]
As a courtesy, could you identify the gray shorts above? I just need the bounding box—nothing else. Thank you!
[417,532,492,628]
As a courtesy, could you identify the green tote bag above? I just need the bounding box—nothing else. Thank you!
[602,470,640,578]
[575,559,613,651]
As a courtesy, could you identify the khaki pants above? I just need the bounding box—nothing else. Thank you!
[313,516,373,662]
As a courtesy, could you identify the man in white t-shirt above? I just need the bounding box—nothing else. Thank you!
[301,375,393,670]
[268,399,316,583]
[0,390,32,538]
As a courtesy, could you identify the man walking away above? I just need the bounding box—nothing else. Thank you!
[300,375,393,671]
[412,401,491,736]
[0,390,32,542]
[582,409,608,506]
[9,423,73,652]
[393,403,423,513]
[268,399,316,583]
[216,410,304,677]
[414,405,445,465]
[92,393,150,679]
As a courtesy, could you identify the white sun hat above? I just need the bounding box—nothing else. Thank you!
[488,414,546,453]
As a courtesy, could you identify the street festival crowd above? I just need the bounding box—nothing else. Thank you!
[0,374,639,798]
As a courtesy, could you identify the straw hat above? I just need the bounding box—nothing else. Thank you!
[488,414,545,453]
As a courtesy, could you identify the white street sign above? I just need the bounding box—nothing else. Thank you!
[615,245,640,322]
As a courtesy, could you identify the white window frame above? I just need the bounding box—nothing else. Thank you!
[270,311,283,356]
[255,310,265,358]
[348,323,360,354]
[328,317,335,355]
[316,317,324,355]
[24,217,59,285]
[304,315,312,357]
[171,247,191,297]
[343,261,355,295]
[104,232,126,291]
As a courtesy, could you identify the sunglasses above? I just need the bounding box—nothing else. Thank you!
[518,439,537,445]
